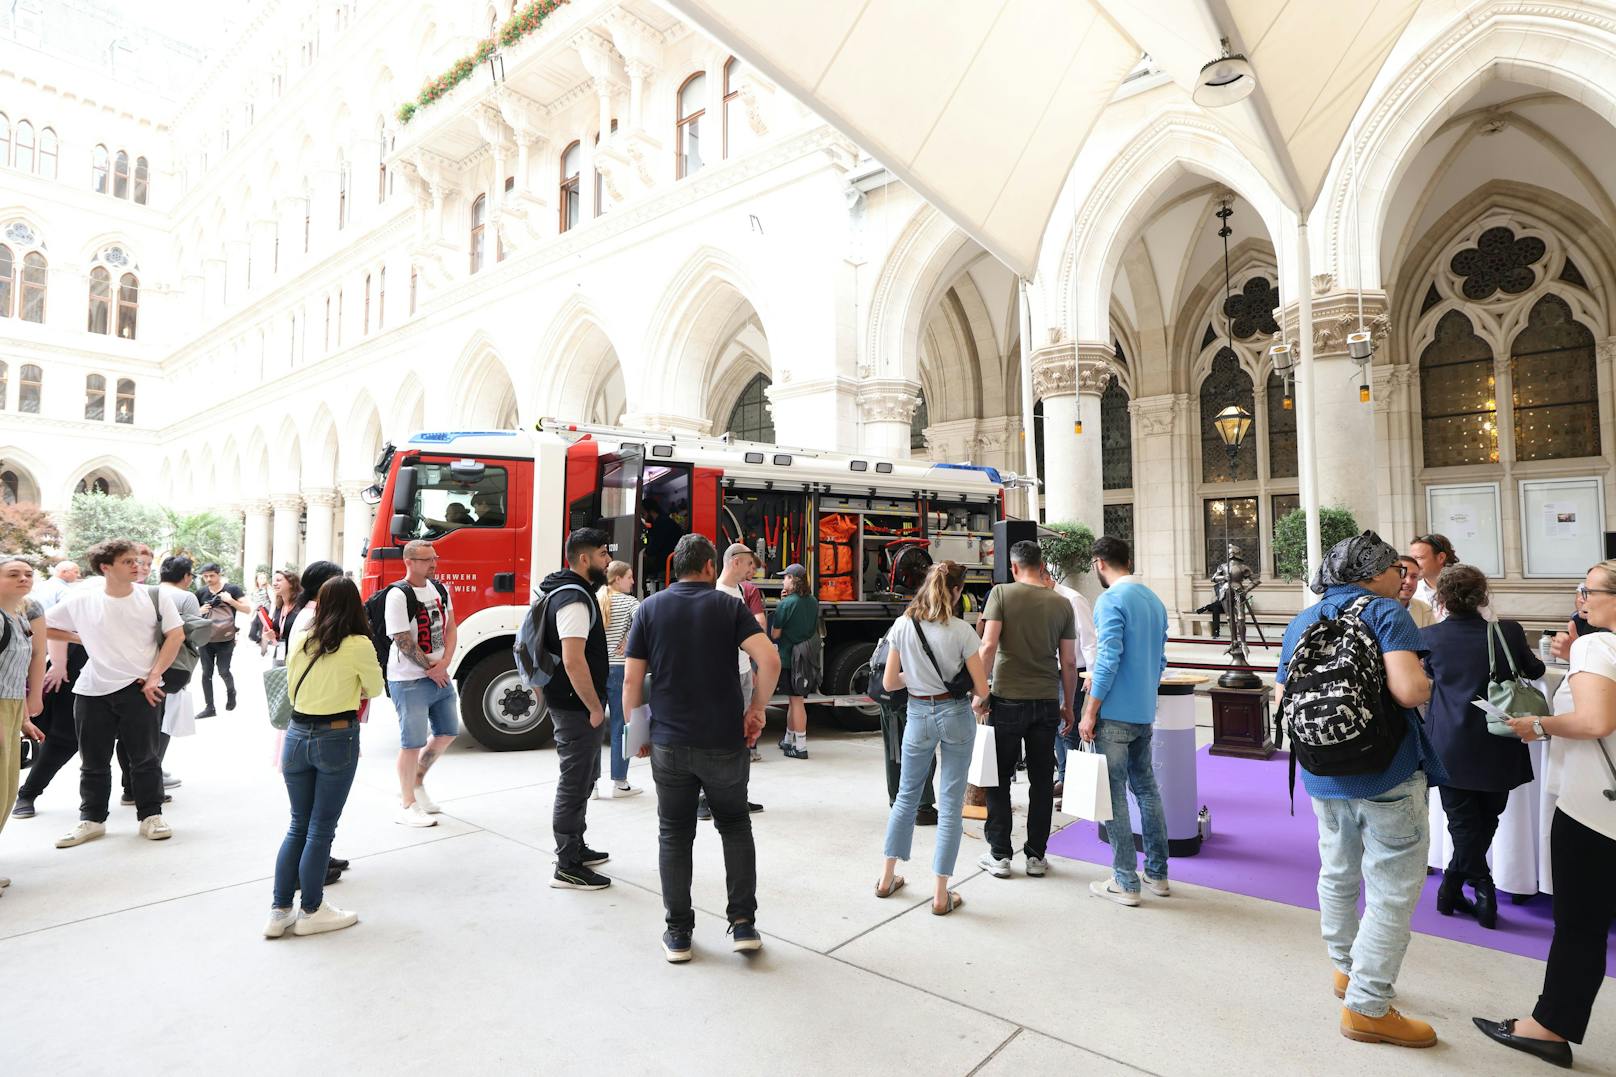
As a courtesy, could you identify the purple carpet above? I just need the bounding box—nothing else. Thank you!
[1048,747,1616,973]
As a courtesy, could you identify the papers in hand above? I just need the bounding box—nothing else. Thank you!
[624,704,651,757]
[1471,697,1515,722]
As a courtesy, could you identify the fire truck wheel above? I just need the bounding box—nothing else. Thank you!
[824,641,882,732]
[459,650,554,751]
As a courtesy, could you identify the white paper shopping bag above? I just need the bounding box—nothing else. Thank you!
[967,723,999,787]
[1064,742,1113,823]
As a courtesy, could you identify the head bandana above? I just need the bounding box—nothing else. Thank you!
[1311,530,1399,595]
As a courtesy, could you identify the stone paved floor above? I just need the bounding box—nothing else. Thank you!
[3,657,1612,1076]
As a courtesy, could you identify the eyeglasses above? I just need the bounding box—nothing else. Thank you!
[1577,585,1616,599]
[405,556,438,563]
[1392,564,1408,579]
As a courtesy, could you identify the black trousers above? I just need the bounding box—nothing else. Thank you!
[879,700,935,809]
[652,744,756,932]
[199,640,236,707]
[550,707,600,869]
[19,645,86,801]
[116,667,190,797]
[1533,809,1616,1043]
[76,682,164,822]
[1438,785,1511,884]
[984,696,1059,860]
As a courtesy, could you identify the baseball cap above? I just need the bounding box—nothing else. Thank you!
[780,563,807,578]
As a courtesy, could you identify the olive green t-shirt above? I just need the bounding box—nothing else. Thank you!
[982,581,1076,700]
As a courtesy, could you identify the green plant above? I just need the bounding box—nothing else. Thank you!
[0,501,62,569]
[164,509,243,577]
[63,492,165,572]
[1272,505,1360,582]
[1040,521,1095,582]
[398,0,570,125]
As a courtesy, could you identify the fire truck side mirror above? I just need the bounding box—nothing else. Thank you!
[389,514,411,541]
[392,466,419,515]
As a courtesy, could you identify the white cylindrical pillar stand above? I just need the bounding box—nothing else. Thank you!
[270,494,303,572]
[302,488,337,566]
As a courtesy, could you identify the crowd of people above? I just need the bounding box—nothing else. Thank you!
[1,523,1612,1067]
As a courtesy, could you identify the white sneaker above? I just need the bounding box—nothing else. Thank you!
[395,801,438,828]
[291,902,359,936]
[263,907,296,938]
[412,785,441,814]
[1090,878,1142,907]
[139,815,173,841]
[1138,871,1170,897]
[977,852,1012,878]
[609,782,642,799]
[1025,856,1048,877]
[55,820,107,848]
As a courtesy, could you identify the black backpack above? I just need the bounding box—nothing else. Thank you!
[514,583,598,690]
[866,632,906,707]
[365,579,449,687]
[1278,594,1406,809]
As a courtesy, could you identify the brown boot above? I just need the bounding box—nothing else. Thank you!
[1340,1007,1437,1048]
[1333,970,1348,999]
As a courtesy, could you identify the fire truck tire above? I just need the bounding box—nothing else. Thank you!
[459,650,554,751]
[824,641,881,732]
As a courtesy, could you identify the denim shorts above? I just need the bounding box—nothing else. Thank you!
[389,677,460,749]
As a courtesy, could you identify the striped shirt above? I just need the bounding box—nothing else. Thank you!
[0,599,43,699]
[604,591,640,667]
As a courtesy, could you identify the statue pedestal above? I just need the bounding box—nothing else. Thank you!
[1210,685,1274,759]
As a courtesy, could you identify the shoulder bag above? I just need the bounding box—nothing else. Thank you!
[1484,620,1550,737]
[913,618,974,700]
[265,649,324,731]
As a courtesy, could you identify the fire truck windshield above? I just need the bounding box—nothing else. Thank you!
[399,462,510,538]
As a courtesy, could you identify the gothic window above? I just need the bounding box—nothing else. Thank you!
[1266,371,1297,479]
[1104,503,1134,547]
[0,361,6,408]
[1,471,16,503]
[1200,348,1256,483]
[0,244,12,318]
[1101,375,1131,490]
[726,373,774,442]
[85,373,105,421]
[377,267,385,329]
[1419,309,1496,467]
[114,151,129,198]
[469,196,486,273]
[559,142,580,232]
[1200,323,1218,349]
[363,272,372,332]
[20,252,45,323]
[1510,294,1599,461]
[88,266,111,333]
[677,73,706,178]
[19,364,41,413]
[1420,282,1441,315]
[133,156,149,205]
[0,114,8,166]
[1560,258,1588,289]
[38,127,56,178]
[723,57,741,159]
[117,273,139,339]
[1204,497,1259,576]
[1450,226,1545,301]
[911,392,928,453]
[1223,276,1279,340]
[593,121,616,218]
[93,145,109,193]
[116,378,135,424]
[13,120,32,173]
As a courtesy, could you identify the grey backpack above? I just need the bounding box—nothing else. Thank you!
[149,587,214,674]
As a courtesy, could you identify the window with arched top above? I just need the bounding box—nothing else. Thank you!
[0,245,12,318]
[93,145,109,193]
[19,363,41,413]
[85,373,106,421]
[1419,309,1496,468]
[377,267,385,329]
[0,360,7,409]
[117,273,138,339]
[38,127,56,178]
[0,113,9,166]
[1265,370,1297,479]
[677,73,706,178]
[14,120,33,173]
[723,57,741,159]
[1200,349,1256,483]
[113,151,129,198]
[593,119,617,218]
[469,195,486,273]
[1101,374,1132,490]
[1,470,17,504]
[1511,293,1599,461]
[116,378,135,424]
[726,373,774,442]
[133,156,149,205]
[337,158,349,229]
[87,266,111,334]
[559,142,580,232]
[364,272,373,332]
[19,251,45,323]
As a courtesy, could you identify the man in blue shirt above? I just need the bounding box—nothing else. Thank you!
[1077,536,1169,907]
[1275,530,1442,1050]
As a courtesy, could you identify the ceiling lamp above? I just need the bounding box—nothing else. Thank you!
[1194,52,1255,107]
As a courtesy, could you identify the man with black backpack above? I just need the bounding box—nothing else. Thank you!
[1275,530,1444,1050]
[382,540,457,829]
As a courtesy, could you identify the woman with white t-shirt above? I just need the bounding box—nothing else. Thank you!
[1474,560,1616,1069]
[596,561,640,798]
[874,560,988,915]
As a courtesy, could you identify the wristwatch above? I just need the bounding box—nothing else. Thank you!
[1532,718,1550,740]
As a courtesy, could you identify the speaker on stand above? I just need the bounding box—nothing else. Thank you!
[991,519,1040,583]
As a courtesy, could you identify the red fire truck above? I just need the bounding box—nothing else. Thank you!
[361,420,1010,751]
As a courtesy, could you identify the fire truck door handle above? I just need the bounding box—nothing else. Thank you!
[493,573,516,593]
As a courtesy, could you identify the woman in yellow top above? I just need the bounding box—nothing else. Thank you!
[265,577,383,940]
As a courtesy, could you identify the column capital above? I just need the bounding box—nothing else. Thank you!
[1597,336,1616,367]
[302,487,338,508]
[1281,290,1390,356]
[855,378,921,425]
[238,498,272,516]
[338,479,373,499]
[270,494,304,512]
[1076,359,1114,397]
[1128,393,1186,437]
[1371,363,1413,414]
[1030,338,1076,399]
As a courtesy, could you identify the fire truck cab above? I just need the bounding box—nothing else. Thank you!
[362,420,1009,751]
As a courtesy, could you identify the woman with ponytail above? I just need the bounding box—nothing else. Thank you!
[873,561,988,915]
[596,561,641,798]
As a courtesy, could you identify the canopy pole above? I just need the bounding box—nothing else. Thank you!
[1018,278,1040,521]
[1295,219,1322,602]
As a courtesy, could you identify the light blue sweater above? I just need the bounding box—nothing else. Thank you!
[1088,577,1168,724]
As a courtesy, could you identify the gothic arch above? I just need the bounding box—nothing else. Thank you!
[641,246,771,425]
[341,391,384,482]
[0,446,45,505]
[67,457,133,502]
[303,404,340,489]
[863,202,978,384]
[448,333,521,429]
[389,373,427,442]
[532,294,627,425]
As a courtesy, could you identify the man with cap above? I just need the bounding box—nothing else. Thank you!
[770,563,819,759]
[1274,530,1442,1050]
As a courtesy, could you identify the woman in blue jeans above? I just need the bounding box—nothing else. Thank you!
[597,561,640,797]
[874,562,989,915]
[265,577,383,939]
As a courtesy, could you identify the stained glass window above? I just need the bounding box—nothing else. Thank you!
[1200,348,1256,482]
[1450,226,1546,301]
[1511,294,1598,461]
[726,374,774,442]
[1104,503,1134,548]
[1204,497,1259,577]
[1419,310,1496,467]
[1101,375,1131,490]
[1266,371,1297,479]
[1223,277,1280,340]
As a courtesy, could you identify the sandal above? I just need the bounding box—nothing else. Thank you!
[875,875,906,899]
[931,890,964,916]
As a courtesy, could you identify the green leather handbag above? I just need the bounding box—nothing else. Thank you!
[1484,621,1550,737]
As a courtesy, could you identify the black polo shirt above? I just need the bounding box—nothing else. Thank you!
[623,580,763,749]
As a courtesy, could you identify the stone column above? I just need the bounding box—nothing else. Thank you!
[1072,343,1113,540]
[1373,364,1416,549]
[1129,394,1196,621]
[856,379,922,460]
[340,481,375,574]
[302,488,338,566]
[1032,333,1108,534]
[270,494,303,572]
[1284,291,1388,532]
[241,500,272,578]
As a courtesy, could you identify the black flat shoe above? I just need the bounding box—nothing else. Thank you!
[1472,1018,1572,1069]
[915,806,939,826]
[329,857,349,872]
[324,864,344,886]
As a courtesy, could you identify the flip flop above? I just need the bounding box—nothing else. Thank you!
[931,890,964,916]
[875,875,906,899]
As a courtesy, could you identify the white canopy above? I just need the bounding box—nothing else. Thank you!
[664,0,1421,276]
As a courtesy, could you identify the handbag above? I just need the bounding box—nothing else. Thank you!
[1484,621,1550,737]
[866,633,906,707]
[1062,741,1114,823]
[967,722,999,787]
[264,650,323,731]
[913,618,973,700]
[204,597,238,643]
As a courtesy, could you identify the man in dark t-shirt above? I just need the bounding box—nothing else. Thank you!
[623,533,780,963]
